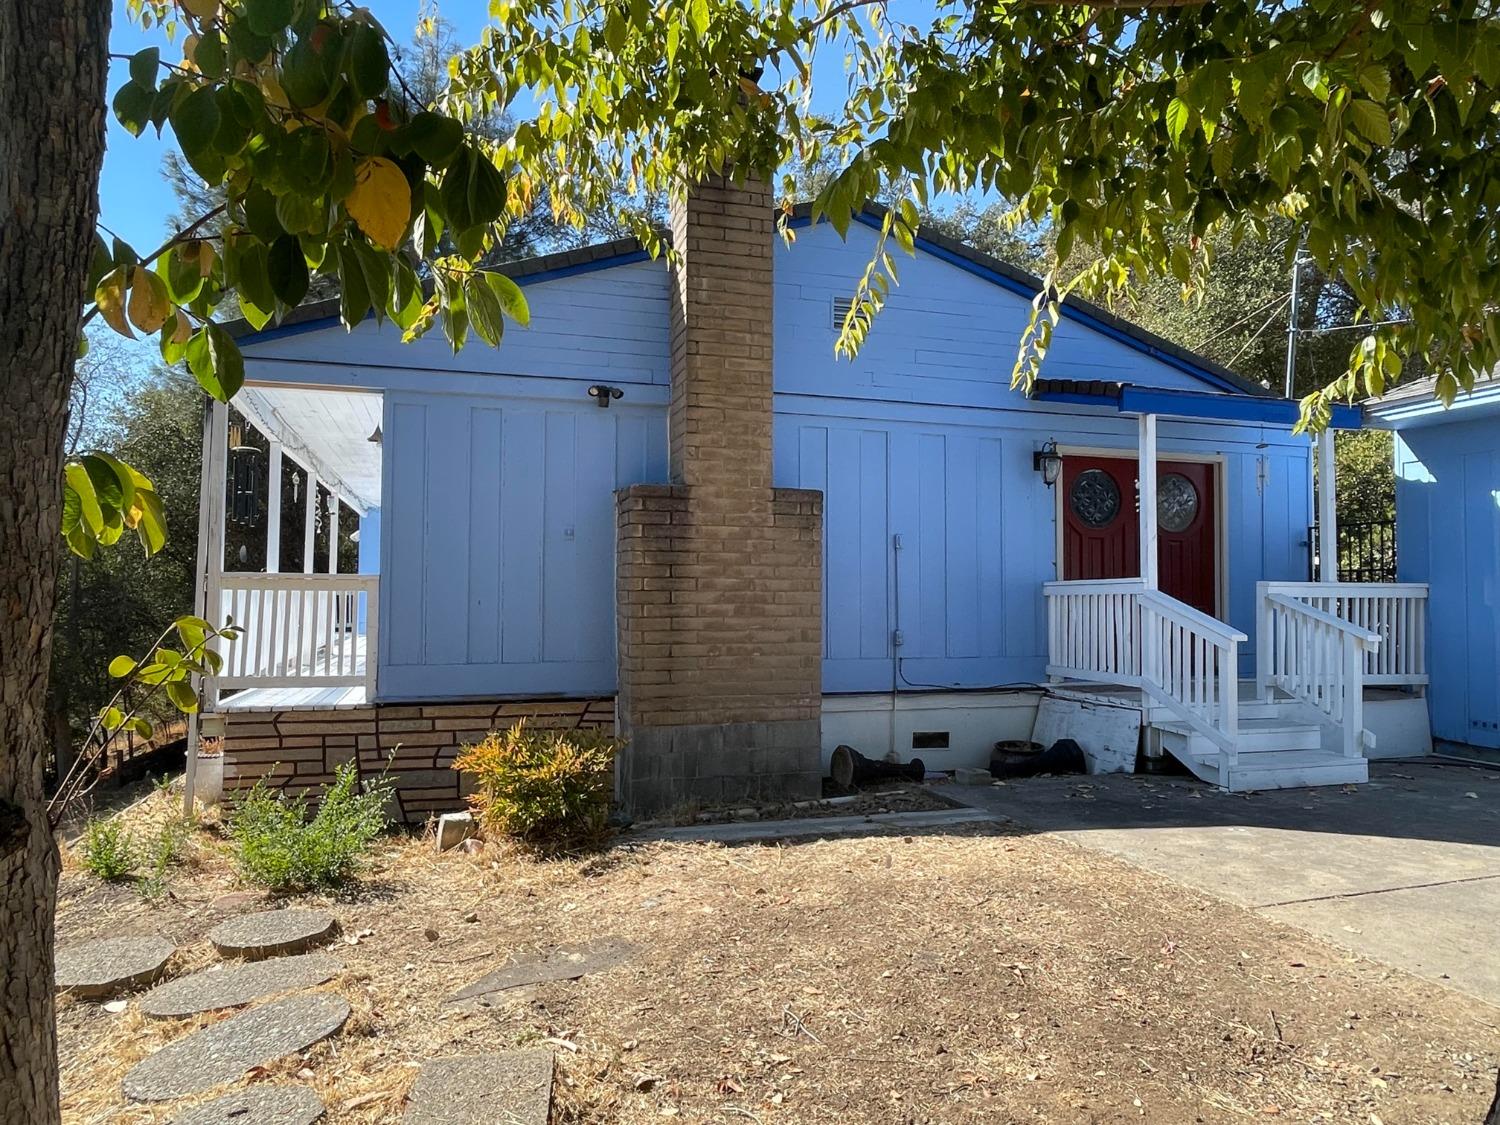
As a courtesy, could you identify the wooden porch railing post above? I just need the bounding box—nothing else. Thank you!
[1342,635,1365,758]
[1255,581,1273,702]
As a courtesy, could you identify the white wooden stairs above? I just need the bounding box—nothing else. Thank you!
[1044,580,1428,794]
[1146,681,1369,790]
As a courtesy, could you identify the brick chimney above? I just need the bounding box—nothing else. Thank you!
[614,172,823,814]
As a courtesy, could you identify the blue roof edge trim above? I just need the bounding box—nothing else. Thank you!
[1033,382,1362,430]
[233,246,654,347]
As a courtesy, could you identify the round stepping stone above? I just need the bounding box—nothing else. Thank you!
[122,992,350,1102]
[140,952,343,1018]
[207,908,337,960]
[55,936,174,1000]
[403,1049,553,1125]
[169,1086,325,1125]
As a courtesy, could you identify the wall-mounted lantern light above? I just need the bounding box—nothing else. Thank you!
[588,384,624,408]
[1033,440,1063,487]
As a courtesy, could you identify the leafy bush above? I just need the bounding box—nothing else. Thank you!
[454,721,621,854]
[228,762,393,891]
[79,817,137,880]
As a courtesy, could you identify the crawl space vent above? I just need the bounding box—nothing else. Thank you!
[831,295,854,328]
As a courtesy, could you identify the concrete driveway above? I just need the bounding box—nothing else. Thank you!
[952,760,1500,1007]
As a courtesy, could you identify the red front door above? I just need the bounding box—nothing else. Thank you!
[1060,455,1217,616]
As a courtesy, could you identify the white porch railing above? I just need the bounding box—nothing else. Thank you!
[1256,586,1380,758]
[1045,580,1245,783]
[214,573,378,695]
[1256,581,1428,687]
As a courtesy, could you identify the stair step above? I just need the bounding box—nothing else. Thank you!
[1224,750,1369,790]
[1163,745,1369,791]
[1154,717,1323,756]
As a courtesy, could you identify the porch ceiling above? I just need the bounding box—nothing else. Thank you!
[236,385,382,511]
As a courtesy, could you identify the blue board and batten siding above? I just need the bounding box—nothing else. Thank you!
[236,220,1314,700]
[1393,415,1500,750]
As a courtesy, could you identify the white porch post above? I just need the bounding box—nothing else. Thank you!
[1138,413,1159,590]
[265,439,282,574]
[302,473,318,575]
[186,396,229,815]
[1317,430,1338,582]
[326,490,340,574]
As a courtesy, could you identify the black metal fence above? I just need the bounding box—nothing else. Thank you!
[1337,519,1398,583]
[1308,519,1398,583]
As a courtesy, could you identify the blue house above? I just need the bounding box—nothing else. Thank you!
[1369,375,1500,756]
[193,175,1431,817]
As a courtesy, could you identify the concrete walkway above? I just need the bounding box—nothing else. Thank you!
[951,760,1500,1006]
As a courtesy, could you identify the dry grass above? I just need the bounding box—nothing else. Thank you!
[56,786,1500,1124]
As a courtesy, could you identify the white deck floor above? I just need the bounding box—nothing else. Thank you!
[218,684,369,711]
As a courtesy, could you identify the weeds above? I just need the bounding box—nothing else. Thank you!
[79,817,137,881]
[228,761,393,891]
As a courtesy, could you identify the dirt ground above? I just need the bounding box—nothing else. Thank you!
[55,787,1500,1124]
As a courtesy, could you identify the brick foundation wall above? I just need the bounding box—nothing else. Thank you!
[219,698,613,823]
[613,172,824,814]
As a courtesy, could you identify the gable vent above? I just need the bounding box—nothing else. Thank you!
[831,295,854,329]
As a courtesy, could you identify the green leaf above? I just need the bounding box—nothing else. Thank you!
[688,0,709,39]
[170,85,223,179]
[465,273,506,346]
[80,454,125,525]
[166,680,200,713]
[485,271,530,327]
[244,0,294,38]
[64,462,103,535]
[232,238,278,320]
[193,31,227,80]
[112,82,153,137]
[282,34,334,108]
[336,241,371,329]
[391,259,422,328]
[349,236,393,319]
[268,235,310,307]
[131,718,154,738]
[131,484,167,556]
[1165,96,1191,147]
[108,655,138,679]
[129,47,159,89]
[185,323,245,401]
[347,23,390,100]
[1358,65,1391,102]
[1349,99,1392,146]
[408,112,464,169]
[100,706,126,732]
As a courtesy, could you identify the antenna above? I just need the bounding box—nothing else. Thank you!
[1283,240,1307,400]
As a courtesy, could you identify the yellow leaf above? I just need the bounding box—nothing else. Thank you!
[169,309,193,345]
[180,0,219,19]
[127,266,170,333]
[95,267,133,339]
[345,157,411,251]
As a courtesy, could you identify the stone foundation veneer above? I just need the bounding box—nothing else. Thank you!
[218,698,613,823]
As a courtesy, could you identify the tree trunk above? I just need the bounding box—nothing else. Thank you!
[0,1,111,1121]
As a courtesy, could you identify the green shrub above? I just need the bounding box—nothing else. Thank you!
[453,720,621,854]
[228,762,393,891]
[79,817,137,881]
